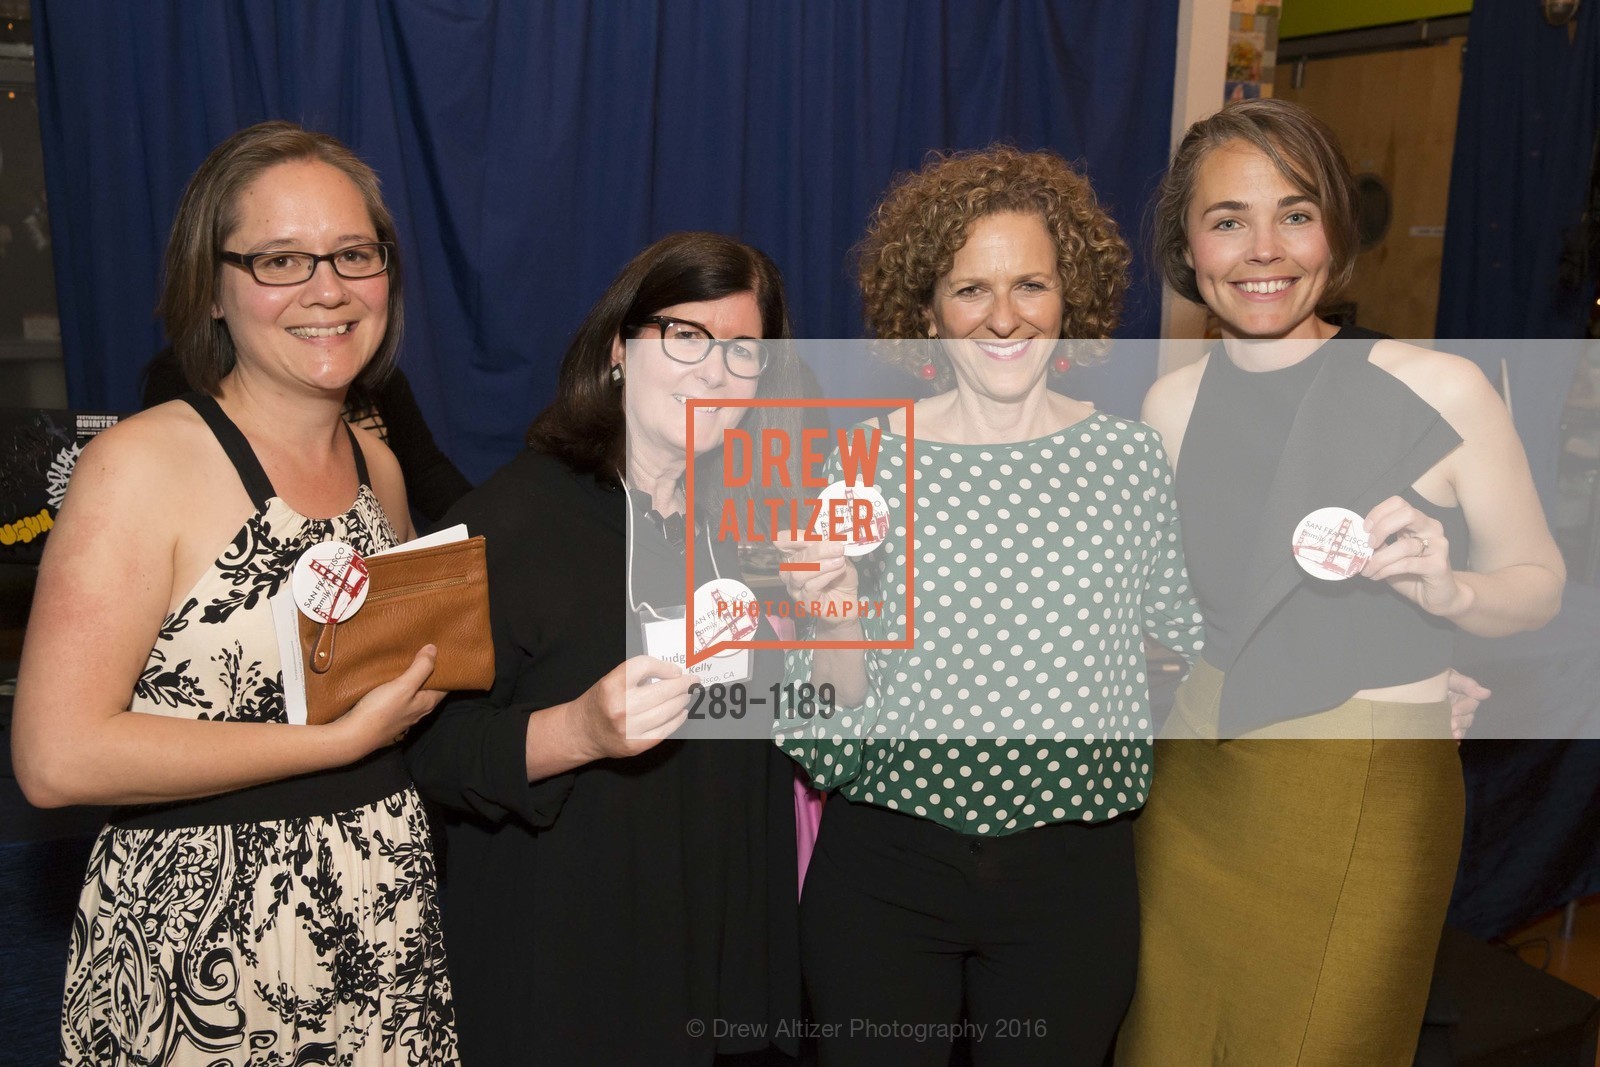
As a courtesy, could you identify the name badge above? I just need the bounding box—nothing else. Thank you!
[641,579,758,685]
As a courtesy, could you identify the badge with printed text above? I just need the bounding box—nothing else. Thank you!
[812,480,890,556]
[693,577,761,649]
[642,578,757,685]
[291,539,371,622]
[1292,507,1373,581]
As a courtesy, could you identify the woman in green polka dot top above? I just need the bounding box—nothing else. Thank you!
[775,146,1205,1066]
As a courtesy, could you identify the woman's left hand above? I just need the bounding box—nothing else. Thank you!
[1360,495,1473,618]
[1445,669,1489,743]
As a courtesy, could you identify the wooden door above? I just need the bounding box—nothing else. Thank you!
[1275,39,1465,338]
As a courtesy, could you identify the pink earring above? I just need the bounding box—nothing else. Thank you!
[1052,355,1072,374]
[923,324,941,379]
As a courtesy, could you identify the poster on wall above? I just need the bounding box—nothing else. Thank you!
[1227,1,1282,101]
[0,409,119,564]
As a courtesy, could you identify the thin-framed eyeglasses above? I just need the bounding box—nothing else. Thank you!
[220,241,395,286]
[628,315,769,379]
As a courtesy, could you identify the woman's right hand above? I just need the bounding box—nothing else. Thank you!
[336,645,447,757]
[774,533,861,631]
[569,656,695,760]
[774,532,871,704]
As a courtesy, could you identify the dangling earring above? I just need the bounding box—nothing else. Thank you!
[1052,355,1072,374]
[922,325,940,379]
[609,363,625,384]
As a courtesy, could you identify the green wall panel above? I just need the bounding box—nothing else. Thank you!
[1280,0,1471,40]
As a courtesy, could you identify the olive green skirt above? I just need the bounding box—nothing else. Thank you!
[1116,660,1464,1067]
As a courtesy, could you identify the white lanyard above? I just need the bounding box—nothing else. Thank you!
[621,479,723,620]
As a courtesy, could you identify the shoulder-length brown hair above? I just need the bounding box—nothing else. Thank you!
[157,120,404,396]
[528,231,804,481]
[1152,98,1360,305]
[857,145,1129,388]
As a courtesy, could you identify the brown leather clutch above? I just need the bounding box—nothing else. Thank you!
[296,535,494,725]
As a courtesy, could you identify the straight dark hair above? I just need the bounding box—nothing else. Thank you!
[157,120,404,395]
[528,232,804,490]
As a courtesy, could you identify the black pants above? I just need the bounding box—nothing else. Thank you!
[800,798,1139,1067]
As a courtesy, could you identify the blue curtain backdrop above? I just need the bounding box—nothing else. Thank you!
[1435,2,1599,507]
[1437,2,1598,339]
[32,0,1178,481]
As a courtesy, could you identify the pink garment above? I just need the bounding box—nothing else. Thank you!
[767,614,825,896]
[794,771,824,897]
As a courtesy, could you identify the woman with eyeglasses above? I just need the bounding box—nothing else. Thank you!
[405,232,805,1066]
[13,122,457,1063]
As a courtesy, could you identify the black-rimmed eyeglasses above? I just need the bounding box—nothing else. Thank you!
[220,242,394,286]
[628,315,770,379]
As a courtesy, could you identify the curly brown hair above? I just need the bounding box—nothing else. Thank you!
[857,145,1129,387]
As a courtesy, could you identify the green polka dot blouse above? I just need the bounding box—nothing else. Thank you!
[778,413,1204,835]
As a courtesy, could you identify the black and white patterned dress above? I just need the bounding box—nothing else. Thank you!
[60,395,457,1066]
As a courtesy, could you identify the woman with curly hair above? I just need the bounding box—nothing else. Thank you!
[776,146,1204,1066]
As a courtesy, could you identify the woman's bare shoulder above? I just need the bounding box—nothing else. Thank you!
[73,402,217,495]
[1141,355,1209,449]
[64,401,253,548]
[1145,356,1207,409]
[1369,340,1499,424]
[60,401,265,604]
